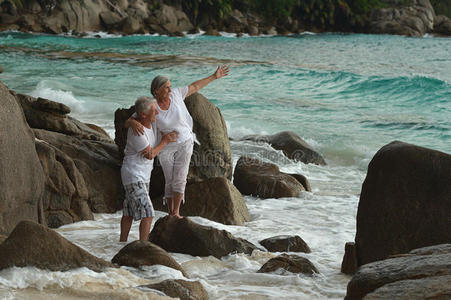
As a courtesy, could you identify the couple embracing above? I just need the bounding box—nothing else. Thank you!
[119,65,230,242]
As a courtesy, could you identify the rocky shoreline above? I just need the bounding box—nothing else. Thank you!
[0,0,450,37]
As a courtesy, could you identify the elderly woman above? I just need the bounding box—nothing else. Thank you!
[126,65,229,218]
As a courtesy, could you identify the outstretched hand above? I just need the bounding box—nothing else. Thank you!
[214,65,230,79]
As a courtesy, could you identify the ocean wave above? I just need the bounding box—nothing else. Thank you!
[30,81,85,113]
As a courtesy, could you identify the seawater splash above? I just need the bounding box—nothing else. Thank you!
[30,80,85,113]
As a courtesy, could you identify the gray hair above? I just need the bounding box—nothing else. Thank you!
[135,96,157,116]
[150,75,169,97]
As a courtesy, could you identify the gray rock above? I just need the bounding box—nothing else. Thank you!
[142,279,208,300]
[0,82,45,236]
[433,15,451,36]
[240,131,326,165]
[112,240,187,276]
[0,221,113,272]
[259,235,311,253]
[99,11,124,29]
[408,243,451,256]
[257,254,319,275]
[354,141,451,267]
[149,216,257,258]
[233,156,305,199]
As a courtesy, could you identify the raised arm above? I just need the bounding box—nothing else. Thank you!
[186,65,230,98]
[142,131,178,160]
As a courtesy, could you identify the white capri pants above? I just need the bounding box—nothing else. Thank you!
[158,138,193,202]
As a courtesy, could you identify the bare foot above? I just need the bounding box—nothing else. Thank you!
[174,214,183,219]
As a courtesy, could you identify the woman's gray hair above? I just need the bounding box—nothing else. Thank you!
[135,96,157,116]
[150,75,169,97]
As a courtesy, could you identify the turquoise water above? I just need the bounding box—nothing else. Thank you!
[0,31,450,299]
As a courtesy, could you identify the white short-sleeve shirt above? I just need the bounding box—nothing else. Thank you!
[156,86,195,146]
[121,125,157,185]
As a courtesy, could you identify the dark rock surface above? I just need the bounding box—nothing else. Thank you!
[240,131,326,165]
[0,221,113,272]
[341,242,358,275]
[111,240,187,276]
[233,156,305,199]
[433,14,451,35]
[143,279,208,300]
[149,216,257,258]
[257,254,319,275]
[259,235,311,253]
[0,82,46,235]
[354,141,451,267]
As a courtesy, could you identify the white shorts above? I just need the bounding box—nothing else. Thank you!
[158,138,193,202]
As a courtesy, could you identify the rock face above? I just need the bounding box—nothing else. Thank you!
[148,4,194,35]
[354,141,451,267]
[345,244,451,299]
[233,156,305,199]
[143,279,208,300]
[257,254,319,275]
[259,235,311,253]
[0,221,113,272]
[368,0,436,36]
[0,82,45,236]
[240,131,326,165]
[111,240,187,276]
[341,242,358,275]
[433,15,451,35]
[149,216,257,258]
[182,177,250,225]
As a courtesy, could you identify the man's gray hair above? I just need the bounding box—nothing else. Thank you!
[150,75,169,97]
[135,96,157,115]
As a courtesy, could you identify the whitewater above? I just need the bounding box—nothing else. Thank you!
[0,31,450,299]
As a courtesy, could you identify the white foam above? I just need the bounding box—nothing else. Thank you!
[30,81,85,113]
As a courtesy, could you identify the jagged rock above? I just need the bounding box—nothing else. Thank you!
[85,123,110,139]
[354,141,451,267]
[179,177,250,225]
[233,156,305,199]
[345,246,451,299]
[142,279,208,300]
[257,254,319,275]
[433,15,451,36]
[0,221,113,272]
[112,241,187,276]
[0,82,45,236]
[240,131,326,165]
[259,235,311,253]
[341,242,358,275]
[33,129,123,214]
[149,216,257,258]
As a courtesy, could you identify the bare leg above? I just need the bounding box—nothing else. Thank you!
[173,192,184,218]
[139,217,153,241]
[120,216,133,242]
[166,197,175,216]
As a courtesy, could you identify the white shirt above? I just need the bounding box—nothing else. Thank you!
[121,125,157,185]
[156,86,195,147]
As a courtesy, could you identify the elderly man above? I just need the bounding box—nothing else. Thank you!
[120,96,178,242]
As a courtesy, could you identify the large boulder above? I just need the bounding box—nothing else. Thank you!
[182,177,250,225]
[345,244,451,299]
[111,240,187,276]
[0,82,45,236]
[142,279,208,300]
[354,141,451,267]
[240,131,326,165]
[257,254,319,275]
[149,216,258,258]
[259,235,311,253]
[433,15,451,36]
[148,4,194,34]
[368,0,436,36]
[341,242,358,275]
[0,221,113,272]
[233,156,305,199]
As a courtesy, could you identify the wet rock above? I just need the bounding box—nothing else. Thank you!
[143,279,208,300]
[112,241,187,276]
[433,15,451,36]
[354,141,451,267]
[259,235,311,253]
[233,156,305,199]
[0,221,113,272]
[0,82,45,236]
[204,28,221,36]
[345,249,451,299]
[287,173,312,192]
[240,131,326,165]
[341,242,358,275]
[257,254,319,275]
[149,216,257,258]
[182,177,250,225]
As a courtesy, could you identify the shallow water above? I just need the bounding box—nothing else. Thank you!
[0,31,450,299]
